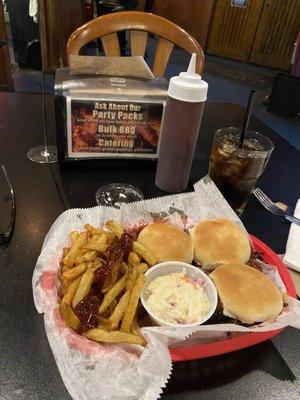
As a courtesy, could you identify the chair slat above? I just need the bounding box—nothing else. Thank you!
[101,33,121,56]
[153,38,174,76]
[130,30,148,57]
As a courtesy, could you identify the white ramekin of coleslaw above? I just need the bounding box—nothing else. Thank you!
[140,262,218,327]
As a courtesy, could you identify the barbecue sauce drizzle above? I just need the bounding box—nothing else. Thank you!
[94,232,133,285]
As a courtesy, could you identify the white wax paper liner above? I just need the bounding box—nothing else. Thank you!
[193,175,247,233]
[32,176,300,400]
[45,305,173,400]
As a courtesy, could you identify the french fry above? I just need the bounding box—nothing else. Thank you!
[126,266,137,292]
[61,264,71,273]
[100,309,111,319]
[96,234,108,244]
[125,268,132,291]
[93,257,102,268]
[101,258,122,292]
[72,269,94,307]
[133,241,157,266]
[81,243,108,253]
[61,276,81,306]
[109,299,117,315]
[59,303,81,331]
[84,224,106,236]
[128,251,141,267]
[86,233,107,246]
[121,274,146,333]
[88,234,103,244]
[62,262,86,281]
[59,277,69,296]
[104,232,116,244]
[83,328,146,346]
[106,220,124,238]
[97,317,116,331]
[131,316,146,344]
[125,262,146,292]
[70,230,79,243]
[108,291,130,327]
[111,260,123,286]
[63,247,70,258]
[87,229,115,243]
[98,275,126,314]
[76,250,98,264]
[120,261,128,275]
[86,260,98,272]
[63,232,88,267]
[137,263,148,275]
[131,315,141,336]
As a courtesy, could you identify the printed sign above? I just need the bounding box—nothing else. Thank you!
[66,97,164,159]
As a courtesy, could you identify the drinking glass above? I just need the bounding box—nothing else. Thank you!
[209,127,274,215]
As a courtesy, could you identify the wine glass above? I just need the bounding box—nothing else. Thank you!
[27,11,57,164]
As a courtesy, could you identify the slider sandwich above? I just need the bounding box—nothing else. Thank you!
[138,223,194,264]
[210,263,283,325]
[191,218,251,271]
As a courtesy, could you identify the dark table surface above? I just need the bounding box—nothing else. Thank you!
[0,92,299,400]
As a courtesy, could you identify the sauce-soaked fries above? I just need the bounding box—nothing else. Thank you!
[106,220,157,266]
[59,221,150,346]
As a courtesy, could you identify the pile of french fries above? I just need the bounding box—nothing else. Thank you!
[59,220,157,346]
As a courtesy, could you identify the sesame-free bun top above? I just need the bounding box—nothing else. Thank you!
[190,218,251,270]
[210,263,283,324]
[138,223,194,264]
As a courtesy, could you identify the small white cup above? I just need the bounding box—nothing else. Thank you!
[140,261,218,327]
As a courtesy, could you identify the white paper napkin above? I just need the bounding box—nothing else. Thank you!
[69,55,155,79]
[284,199,300,273]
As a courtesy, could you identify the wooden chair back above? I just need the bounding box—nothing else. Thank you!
[67,11,204,76]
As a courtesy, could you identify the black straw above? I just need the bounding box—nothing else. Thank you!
[239,89,256,148]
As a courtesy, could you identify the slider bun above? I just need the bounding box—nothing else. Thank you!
[190,218,251,270]
[138,223,193,263]
[210,263,283,324]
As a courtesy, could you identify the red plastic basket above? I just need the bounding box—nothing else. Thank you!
[170,235,297,362]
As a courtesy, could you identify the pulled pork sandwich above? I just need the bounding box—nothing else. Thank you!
[138,223,194,264]
[210,263,283,325]
[190,218,251,271]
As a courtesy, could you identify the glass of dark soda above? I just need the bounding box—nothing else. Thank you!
[209,127,274,215]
